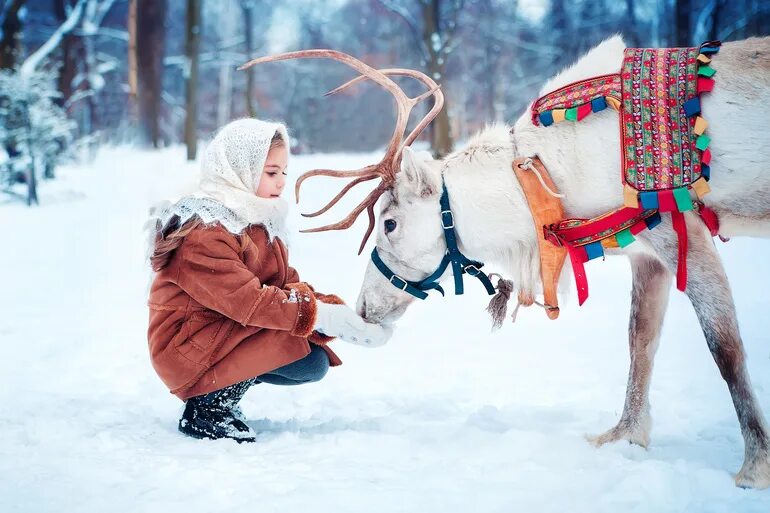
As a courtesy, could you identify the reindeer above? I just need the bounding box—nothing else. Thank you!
[240,35,770,488]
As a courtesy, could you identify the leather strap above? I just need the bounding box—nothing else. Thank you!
[512,156,567,320]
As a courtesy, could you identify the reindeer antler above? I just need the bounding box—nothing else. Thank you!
[238,51,444,254]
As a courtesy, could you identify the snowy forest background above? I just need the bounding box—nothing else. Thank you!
[1,0,769,206]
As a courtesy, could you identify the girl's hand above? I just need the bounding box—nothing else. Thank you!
[313,303,392,348]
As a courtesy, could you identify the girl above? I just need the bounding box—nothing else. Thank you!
[147,118,389,443]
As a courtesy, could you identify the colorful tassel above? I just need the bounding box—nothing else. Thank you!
[698,65,716,77]
[539,111,554,126]
[701,164,711,181]
[700,45,720,55]
[697,53,712,64]
[639,191,659,209]
[623,184,639,208]
[615,229,635,248]
[605,96,621,111]
[565,107,578,121]
[601,236,619,249]
[683,97,701,117]
[577,103,592,121]
[697,77,715,93]
[644,212,662,229]
[584,241,604,260]
[673,187,694,212]
[630,219,648,235]
[552,109,566,123]
[696,134,711,151]
[693,116,708,135]
[701,148,712,165]
[591,97,607,112]
[692,177,711,198]
[658,189,677,212]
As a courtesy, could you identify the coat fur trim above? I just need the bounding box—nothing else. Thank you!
[286,282,318,339]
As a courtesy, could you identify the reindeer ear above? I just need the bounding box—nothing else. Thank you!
[400,147,440,198]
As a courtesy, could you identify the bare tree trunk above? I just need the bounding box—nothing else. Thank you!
[421,0,452,157]
[675,0,691,46]
[242,0,257,117]
[136,0,167,147]
[127,0,138,125]
[0,0,27,70]
[184,0,201,160]
[54,0,78,108]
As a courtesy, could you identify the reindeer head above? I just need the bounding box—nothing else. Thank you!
[240,50,453,324]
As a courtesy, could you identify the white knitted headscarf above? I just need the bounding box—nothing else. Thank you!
[150,118,291,242]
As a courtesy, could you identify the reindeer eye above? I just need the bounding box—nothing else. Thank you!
[384,219,397,233]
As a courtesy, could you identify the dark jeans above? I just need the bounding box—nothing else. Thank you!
[257,343,330,386]
[190,344,330,409]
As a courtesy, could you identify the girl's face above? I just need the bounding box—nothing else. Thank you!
[255,144,288,199]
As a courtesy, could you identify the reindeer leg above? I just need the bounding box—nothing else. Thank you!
[642,214,770,489]
[588,253,672,449]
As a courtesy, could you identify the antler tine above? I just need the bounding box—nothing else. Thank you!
[324,68,445,162]
[294,164,377,203]
[299,183,387,234]
[240,50,413,165]
[300,174,380,218]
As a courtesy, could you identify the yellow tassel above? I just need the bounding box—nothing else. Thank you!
[552,109,566,123]
[693,116,708,135]
[697,53,712,64]
[606,96,621,111]
[692,177,711,198]
[623,184,640,208]
[601,236,619,249]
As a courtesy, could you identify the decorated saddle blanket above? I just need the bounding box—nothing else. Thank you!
[530,41,722,305]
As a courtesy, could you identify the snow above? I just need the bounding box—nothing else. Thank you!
[1,146,769,512]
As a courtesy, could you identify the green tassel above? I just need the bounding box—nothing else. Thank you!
[673,188,694,212]
[615,229,635,248]
[696,134,711,151]
[565,107,578,121]
[698,65,716,77]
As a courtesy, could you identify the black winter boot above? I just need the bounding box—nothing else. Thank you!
[178,379,257,443]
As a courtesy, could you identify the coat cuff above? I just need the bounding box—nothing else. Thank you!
[286,282,317,338]
[308,293,346,345]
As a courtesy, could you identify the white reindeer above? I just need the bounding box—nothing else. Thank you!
[241,36,770,488]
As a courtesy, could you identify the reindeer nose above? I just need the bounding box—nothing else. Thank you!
[357,297,367,319]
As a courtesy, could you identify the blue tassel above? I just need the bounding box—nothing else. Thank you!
[700,46,720,54]
[584,241,604,261]
[539,111,554,127]
[683,97,701,117]
[644,212,662,230]
[591,97,607,113]
[639,191,659,209]
[701,163,710,181]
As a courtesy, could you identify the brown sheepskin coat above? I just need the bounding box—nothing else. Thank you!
[147,223,342,400]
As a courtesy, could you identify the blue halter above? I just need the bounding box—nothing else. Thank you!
[370,181,496,300]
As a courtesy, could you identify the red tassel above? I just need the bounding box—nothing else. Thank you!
[698,204,720,237]
[697,77,715,93]
[702,148,712,165]
[630,220,648,235]
[577,103,592,121]
[671,211,688,292]
[658,189,677,212]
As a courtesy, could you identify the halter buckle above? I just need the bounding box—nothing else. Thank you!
[441,210,455,229]
[389,275,409,291]
[464,264,481,276]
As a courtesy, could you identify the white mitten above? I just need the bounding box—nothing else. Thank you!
[314,303,391,348]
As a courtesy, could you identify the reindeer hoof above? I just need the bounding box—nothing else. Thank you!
[735,452,770,489]
[586,422,650,449]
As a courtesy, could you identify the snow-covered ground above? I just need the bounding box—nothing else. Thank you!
[1,146,769,513]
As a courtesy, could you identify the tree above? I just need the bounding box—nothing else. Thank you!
[241,0,257,117]
[379,0,467,157]
[0,0,26,70]
[184,0,202,160]
[136,0,167,147]
[675,0,691,46]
